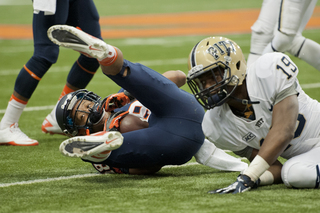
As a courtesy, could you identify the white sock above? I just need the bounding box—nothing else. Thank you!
[296,39,320,71]
[0,97,26,130]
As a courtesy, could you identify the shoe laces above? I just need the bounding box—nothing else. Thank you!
[9,123,32,140]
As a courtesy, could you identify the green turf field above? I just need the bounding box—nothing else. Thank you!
[1,1,320,212]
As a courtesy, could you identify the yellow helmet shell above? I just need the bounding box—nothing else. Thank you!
[188,36,247,86]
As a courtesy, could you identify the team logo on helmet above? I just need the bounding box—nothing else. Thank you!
[207,40,236,60]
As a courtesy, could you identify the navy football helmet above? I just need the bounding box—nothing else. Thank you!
[56,89,104,136]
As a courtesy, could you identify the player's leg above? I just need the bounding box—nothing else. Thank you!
[92,124,203,168]
[287,35,320,71]
[281,145,320,188]
[247,0,280,66]
[262,0,313,54]
[49,25,205,167]
[286,0,320,71]
[47,25,203,119]
[42,0,102,135]
[0,1,73,145]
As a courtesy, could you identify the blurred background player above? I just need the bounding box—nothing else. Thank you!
[247,0,320,71]
[48,25,248,175]
[0,0,102,146]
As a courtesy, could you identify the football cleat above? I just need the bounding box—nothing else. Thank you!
[59,131,123,159]
[81,150,112,163]
[0,123,39,146]
[42,108,64,135]
[47,25,109,60]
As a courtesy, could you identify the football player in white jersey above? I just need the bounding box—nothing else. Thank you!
[247,0,320,71]
[187,36,320,193]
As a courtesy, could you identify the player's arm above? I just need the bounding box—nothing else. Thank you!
[262,95,299,164]
[243,55,300,185]
[234,146,283,185]
[249,148,283,185]
[162,70,186,88]
[244,94,299,181]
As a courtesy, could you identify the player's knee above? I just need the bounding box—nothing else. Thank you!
[282,160,318,188]
[162,70,186,88]
[272,31,295,52]
[34,45,59,64]
[287,35,306,57]
[250,31,273,54]
[24,55,53,79]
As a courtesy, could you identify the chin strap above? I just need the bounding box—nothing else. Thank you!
[229,96,260,105]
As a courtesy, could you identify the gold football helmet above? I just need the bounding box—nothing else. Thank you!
[187,36,247,109]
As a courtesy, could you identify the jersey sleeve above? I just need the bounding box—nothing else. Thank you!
[248,53,299,104]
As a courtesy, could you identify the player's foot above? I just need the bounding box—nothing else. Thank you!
[42,108,64,135]
[59,131,123,159]
[47,25,109,60]
[0,123,39,146]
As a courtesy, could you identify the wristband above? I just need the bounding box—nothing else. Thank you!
[259,170,274,185]
[244,155,270,181]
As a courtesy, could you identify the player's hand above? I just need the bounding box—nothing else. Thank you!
[208,174,259,194]
[101,92,131,112]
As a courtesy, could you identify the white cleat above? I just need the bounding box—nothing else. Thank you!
[42,107,64,135]
[47,25,109,60]
[59,131,123,159]
[0,123,39,146]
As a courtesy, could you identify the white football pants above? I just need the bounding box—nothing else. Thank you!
[282,146,320,188]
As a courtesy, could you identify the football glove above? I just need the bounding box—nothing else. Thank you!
[208,174,260,194]
[101,92,131,112]
[104,111,129,131]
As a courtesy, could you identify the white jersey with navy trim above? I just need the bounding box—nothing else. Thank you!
[202,52,320,160]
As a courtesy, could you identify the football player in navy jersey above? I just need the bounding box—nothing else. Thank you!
[0,0,102,146]
[48,25,248,175]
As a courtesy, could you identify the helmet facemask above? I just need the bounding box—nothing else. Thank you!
[56,90,104,136]
[188,61,239,109]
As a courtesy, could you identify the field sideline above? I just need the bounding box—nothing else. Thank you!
[1,7,320,39]
[1,0,320,212]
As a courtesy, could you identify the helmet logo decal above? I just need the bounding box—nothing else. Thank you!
[60,94,73,109]
[68,96,78,110]
[207,41,236,60]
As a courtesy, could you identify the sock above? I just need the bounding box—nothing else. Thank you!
[59,85,76,100]
[98,45,118,66]
[66,55,99,89]
[295,39,320,71]
[0,95,27,130]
